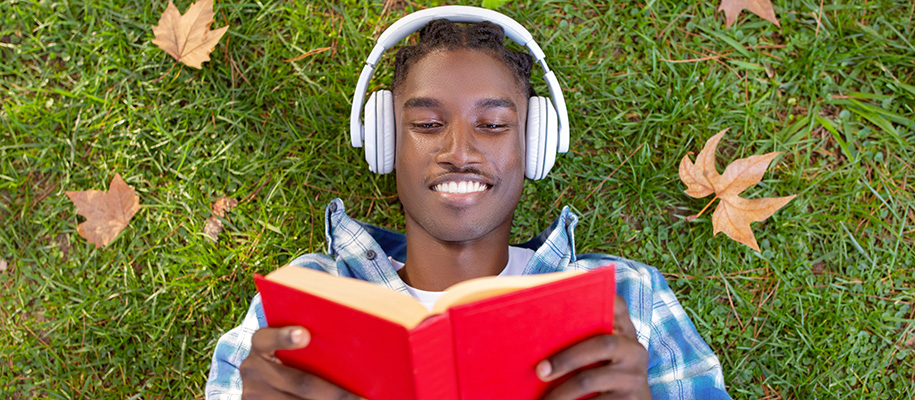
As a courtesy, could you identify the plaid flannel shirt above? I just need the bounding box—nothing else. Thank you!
[206,199,731,399]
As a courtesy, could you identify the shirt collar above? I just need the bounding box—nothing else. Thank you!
[322,198,580,291]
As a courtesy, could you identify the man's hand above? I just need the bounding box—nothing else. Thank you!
[240,326,362,400]
[537,296,650,400]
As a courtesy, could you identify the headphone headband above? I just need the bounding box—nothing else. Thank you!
[349,6,569,153]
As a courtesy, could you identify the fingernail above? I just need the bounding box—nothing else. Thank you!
[536,360,552,381]
[290,328,310,346]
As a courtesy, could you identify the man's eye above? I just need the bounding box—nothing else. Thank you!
[411,122,441,131]
[479,124,508,131]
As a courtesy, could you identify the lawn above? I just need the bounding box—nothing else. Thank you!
[2,0,913,398]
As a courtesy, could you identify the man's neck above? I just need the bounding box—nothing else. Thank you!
[399,223,512,292]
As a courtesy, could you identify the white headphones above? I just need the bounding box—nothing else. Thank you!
[349,5,570,180]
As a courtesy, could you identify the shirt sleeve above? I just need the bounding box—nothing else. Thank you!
[640,265,732,400]
[578,254,731,399]
[205,254,335,399]
[205,293,266,400]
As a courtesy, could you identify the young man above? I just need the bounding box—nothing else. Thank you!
[207,19,731,400]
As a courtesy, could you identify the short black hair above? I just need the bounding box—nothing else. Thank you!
[391,19,535,98]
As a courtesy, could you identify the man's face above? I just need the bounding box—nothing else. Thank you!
[394,49,528,243]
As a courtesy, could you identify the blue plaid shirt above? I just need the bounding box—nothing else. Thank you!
[206,199,731,399]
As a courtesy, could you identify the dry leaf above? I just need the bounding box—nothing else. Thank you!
[151,0,229,69]
[679,129,796,251]
[204,196,237,243]
[203,216,223,243]
[718,0,780,28]
[0,258,7,272]
[65,173,140,248]
[211,196,237,218]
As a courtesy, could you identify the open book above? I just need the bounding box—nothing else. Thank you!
[255,264,615,400]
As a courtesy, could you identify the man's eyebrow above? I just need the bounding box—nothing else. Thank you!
[402,97,517,111]
[475,98,516,112]
[403,97,442,109]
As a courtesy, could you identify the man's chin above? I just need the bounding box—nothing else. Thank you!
[407,211,506,243]
[424,226,493,243]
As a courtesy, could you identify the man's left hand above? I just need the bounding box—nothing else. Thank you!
[537,295,650,400]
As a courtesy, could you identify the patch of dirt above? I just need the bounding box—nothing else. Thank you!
[620,210,643,231]
[666,205,692,223]
[715,141,739,167]
[0,190,8,220]
[811,260,826,275]
[903,335,915,350]
[22,171,58,209]
[56,233,70,262]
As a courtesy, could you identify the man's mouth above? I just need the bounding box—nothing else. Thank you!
[431,181,490,194]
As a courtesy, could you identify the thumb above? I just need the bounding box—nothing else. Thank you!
[613,295,637,338]
[251,326,311,356]
[283,326,311,349]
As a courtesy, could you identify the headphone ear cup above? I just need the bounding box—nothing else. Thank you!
[364,91,379,173]
[525,96,559,180]
[378,90,395,174]
[364,90,396,174]
[525,97,547,180]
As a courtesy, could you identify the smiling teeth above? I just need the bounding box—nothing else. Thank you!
[433,181,488,194]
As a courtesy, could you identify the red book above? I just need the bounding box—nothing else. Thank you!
[255,264,615,400]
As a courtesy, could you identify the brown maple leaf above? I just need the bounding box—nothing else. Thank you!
[65,173,140,248]
[679,129,796,251]
[718,0,780,28]
[151,0,229,69]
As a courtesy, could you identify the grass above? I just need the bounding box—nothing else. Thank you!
[1,0,913,398]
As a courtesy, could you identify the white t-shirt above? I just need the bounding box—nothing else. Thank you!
[391,246,536,311]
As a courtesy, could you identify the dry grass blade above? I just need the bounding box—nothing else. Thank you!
[283,46,332,63]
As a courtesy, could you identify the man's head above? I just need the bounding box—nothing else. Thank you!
[391,20,534,244]
[391,19,535,99]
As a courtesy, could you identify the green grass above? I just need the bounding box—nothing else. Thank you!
[2,0,913,398]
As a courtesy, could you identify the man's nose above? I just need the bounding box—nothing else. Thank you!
[434,122,484,169]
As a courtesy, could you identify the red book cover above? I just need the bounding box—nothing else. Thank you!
[255,265,615,400]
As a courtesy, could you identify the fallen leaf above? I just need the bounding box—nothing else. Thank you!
[151,0,229,69]
[211,196,237,218]
[679,129,796,251]
[203,216,223,243]
[718,0,780,28]
[204,196,237,243]
[0,258,7,272]
[65,173,140,248]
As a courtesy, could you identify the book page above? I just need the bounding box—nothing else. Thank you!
[266,265,431,329]
[431,270,584,314]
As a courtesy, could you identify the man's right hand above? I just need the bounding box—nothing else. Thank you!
[240,326,362,400]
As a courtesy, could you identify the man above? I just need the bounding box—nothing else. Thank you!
[207,18,731,400]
